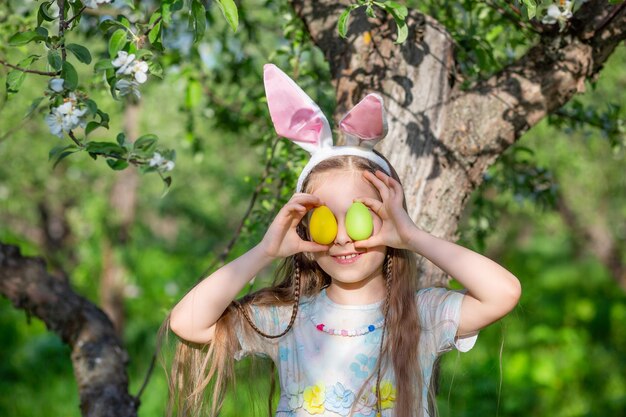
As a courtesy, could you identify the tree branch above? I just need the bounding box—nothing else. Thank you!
[0,243,138,417]
[442,0,626,175]
[0,59,60,76]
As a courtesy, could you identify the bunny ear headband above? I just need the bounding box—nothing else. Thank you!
[263,64,391,192]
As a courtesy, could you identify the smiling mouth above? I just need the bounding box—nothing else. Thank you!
[331,252,365,264]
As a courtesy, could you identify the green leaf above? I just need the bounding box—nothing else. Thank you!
[25,97,45,118]
[383,1,408,20]
[9,30,46,46]
[66,43,92,64]
[161,176,173,198]
[38,1,56,27]
[99,19,128,32]
[18,55,40,68]
[216,0,238,32]
[147,60,163,79]
[134,134,158,153]
[84,99,98,115]
[61,61,79,90]
[49,144,80,169]
[94,59,115,72]
[522,0,537,19]
[191,0,207,43]
[6,70,26,93]
[116,132,127,146]
[394,18,408,44]
[85,121,101,136]
[338,6,358,38]
[108,29,127,59]
[47,50,63,70]
[134,49,153,60]
[106,158,129,170]
[386,7,408,44]
[35,27,49,38]
[161,3,173,24]
[97,110,110,129]
[85,141,126,157]
[148,20,162,44]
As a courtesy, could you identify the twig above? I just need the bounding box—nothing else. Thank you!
[0,59,60,76]
[134,352,156,401]
[68,130,82,146]
[58,0,67,61]
[63,5,87,29]
[143,15,162,37]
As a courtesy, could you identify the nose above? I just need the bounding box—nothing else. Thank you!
[334,218,352,246]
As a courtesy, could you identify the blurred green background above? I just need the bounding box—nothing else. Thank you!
[1,1,625,416]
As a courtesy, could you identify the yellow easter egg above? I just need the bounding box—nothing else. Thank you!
[309,206,337,245]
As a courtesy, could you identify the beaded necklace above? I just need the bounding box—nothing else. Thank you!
[309,314,385,336]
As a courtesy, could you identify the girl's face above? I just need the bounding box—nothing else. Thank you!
[306,169,387,291]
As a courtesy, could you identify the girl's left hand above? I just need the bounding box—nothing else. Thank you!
[354,170,417,251]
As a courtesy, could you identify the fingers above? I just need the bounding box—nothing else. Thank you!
[362,170,390,200]
[290,193,322,207]
[353,234,384,250]
[354,197,384,218]
[299,241,330,253]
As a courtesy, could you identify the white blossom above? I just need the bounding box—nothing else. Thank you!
[112,51,150,85]
[131,60,149,83]
[115,79,142,99]
[149,152,175,172]
[45,94,88,138]
[163,160,175,171]
[49,78,64,93]
[542,1,573,25]
[83,0,112,9]
[149,152,165,167]
[112,51,136,76]
[45,110,65,138]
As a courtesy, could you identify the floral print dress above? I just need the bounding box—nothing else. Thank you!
[235,287,477,417]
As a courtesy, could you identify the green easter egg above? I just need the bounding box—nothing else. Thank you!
[309,206,338,245]
[345,202,373,241]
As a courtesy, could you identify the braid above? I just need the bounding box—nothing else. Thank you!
[375,252,393,415]
[235,260,301,339]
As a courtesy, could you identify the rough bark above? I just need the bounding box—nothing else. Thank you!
[291,0,626,286]
[0,243,137,417]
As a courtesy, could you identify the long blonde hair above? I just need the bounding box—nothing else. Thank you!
[162,154,423,417]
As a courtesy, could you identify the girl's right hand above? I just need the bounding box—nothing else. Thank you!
[259,193,330,259]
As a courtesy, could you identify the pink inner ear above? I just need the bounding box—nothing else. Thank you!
[339,94,385,140]
[264,64,324,144]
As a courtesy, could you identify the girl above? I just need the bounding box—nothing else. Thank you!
[166,64,521,417]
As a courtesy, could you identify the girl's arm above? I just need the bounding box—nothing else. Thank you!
[355,170,521,336]
[403,229,521,336]
[169,193,327,344]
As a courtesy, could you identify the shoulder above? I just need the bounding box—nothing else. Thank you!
[415,287,466,325]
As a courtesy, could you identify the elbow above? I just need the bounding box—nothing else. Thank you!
[167,311,186,339]
[504,275,522,313]
[168,310,216,344]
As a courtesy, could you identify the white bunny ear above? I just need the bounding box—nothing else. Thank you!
[339,93,387,149]
[263,64,333,154]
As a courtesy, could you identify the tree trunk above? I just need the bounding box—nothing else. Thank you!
[0,243,138,417]
[291,0,626,286]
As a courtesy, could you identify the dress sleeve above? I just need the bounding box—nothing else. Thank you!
[416,287,478,354]
[232,303,287,362]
